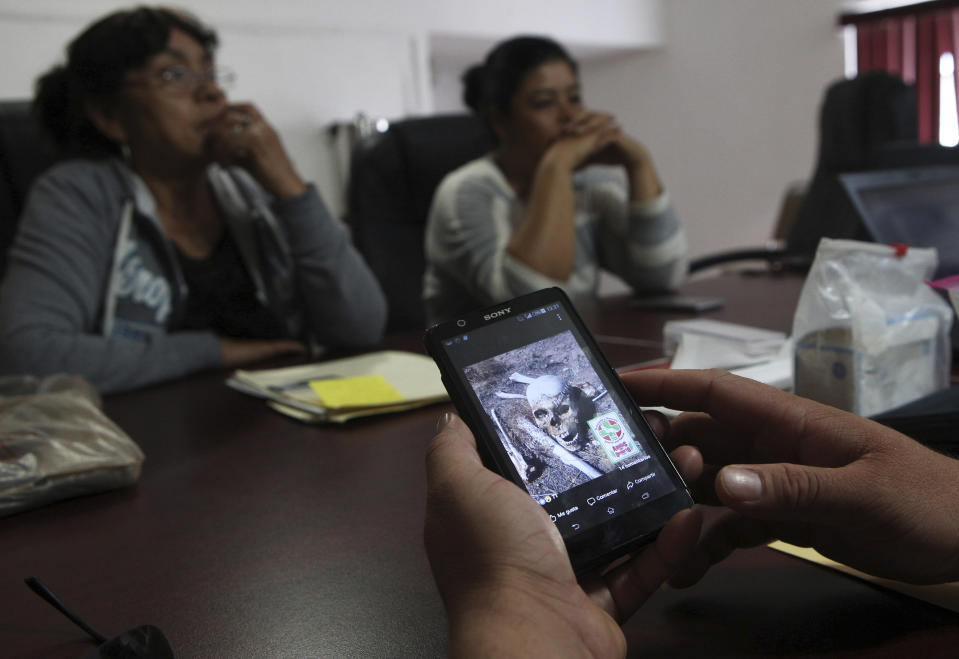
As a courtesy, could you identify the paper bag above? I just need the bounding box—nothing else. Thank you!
[793,239,953,416]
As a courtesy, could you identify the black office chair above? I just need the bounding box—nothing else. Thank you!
[688,180,811,273]
[0,100,60,277]
[786,71,917,255]
[689,71,918,274]
[346,113,494,331]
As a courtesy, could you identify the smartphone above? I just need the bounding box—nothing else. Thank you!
[629,294,725,312]
[424,287,694,574]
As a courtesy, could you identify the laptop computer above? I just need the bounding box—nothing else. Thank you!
[841,165,959,354]
[840,165,959,281]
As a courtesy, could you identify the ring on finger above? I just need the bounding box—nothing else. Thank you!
[232,115,253,135]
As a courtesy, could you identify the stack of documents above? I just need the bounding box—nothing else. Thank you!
[663,319,787,360]
[664,319,792,389]
[641,320,794,419]
[227,350,449,423]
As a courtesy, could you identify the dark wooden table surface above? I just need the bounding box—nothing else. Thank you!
[3,272,957,658]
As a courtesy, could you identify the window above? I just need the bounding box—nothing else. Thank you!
[841,1,959,144]
[939,51,959,145]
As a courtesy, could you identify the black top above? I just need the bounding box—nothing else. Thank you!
[176,233,287,339]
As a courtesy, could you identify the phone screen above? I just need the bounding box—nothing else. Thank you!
[428,290,688,555]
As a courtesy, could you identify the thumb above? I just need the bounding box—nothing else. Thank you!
[715,463,855,524]
[425,414,484,487]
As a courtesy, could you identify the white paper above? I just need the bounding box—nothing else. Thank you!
[663,319,786,357]
[644,337,794,419]
[670,332,784,370]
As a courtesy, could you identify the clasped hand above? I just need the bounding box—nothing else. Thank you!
[550,110,651,174]
[204,102,306,199]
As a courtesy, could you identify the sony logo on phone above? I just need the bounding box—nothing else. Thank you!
[483,307,511,321]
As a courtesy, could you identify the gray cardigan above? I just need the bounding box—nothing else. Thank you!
[0,158,387,393]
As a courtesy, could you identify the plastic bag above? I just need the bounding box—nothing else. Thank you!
[793,239,953,416]
[0,374,144,517]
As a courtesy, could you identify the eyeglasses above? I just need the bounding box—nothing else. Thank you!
[129,65,236,94]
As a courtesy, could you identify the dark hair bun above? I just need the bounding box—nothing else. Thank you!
[32,65,75,152]
[461,64,486,113]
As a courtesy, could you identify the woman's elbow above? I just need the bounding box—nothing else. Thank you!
[328,290,388,346]
[630,256,689,294]
[355,303,388,345]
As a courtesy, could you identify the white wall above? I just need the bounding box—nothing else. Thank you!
[583,0,848,260]
[0,0,850,259]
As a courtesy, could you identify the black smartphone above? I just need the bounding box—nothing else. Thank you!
[424,287,694,575]
[629,294,725,312]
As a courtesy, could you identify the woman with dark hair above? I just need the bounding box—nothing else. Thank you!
[0,6,386,393]
[423,36,687,323]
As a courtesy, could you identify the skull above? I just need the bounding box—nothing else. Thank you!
[526,375,577,444]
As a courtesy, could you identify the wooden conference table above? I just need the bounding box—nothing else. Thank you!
[3,272,958,658]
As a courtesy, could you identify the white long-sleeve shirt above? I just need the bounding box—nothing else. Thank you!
[423,156,688,324]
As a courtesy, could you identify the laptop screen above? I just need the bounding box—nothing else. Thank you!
[840,166,959,281]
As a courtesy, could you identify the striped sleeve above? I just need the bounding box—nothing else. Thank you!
[587,170,688,293]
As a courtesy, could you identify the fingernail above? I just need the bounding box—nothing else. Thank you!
[720,467,762,503]
[435,412,455,432]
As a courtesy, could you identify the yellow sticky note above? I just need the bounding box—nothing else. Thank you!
[308,374,404,409]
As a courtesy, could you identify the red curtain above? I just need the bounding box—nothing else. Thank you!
[853,8,959,143]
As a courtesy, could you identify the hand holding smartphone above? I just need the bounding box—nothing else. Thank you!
[425,288,694,574]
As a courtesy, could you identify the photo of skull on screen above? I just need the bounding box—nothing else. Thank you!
[462,331,649,498]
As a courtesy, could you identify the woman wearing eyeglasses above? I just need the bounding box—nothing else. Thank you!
[423,36,688,324]
[0,6,386,393]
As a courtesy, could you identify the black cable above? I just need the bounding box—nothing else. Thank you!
[24,576,108,645]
